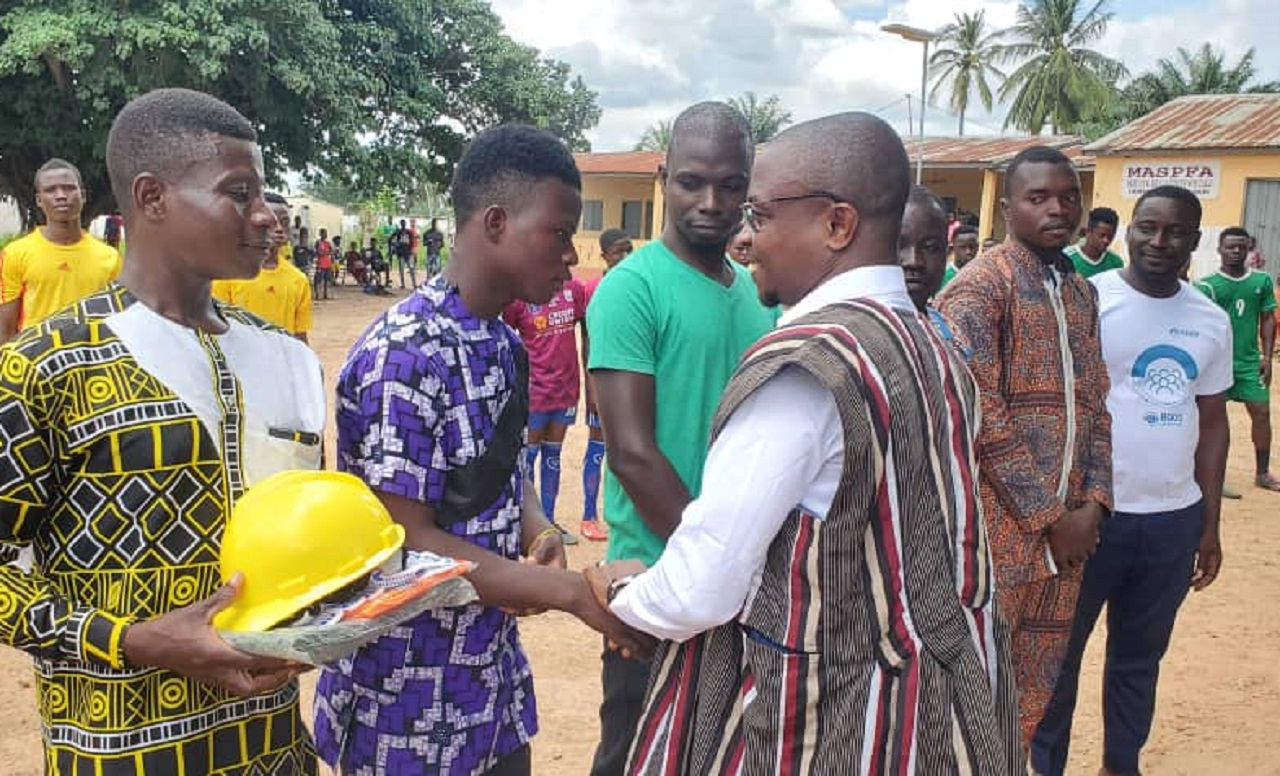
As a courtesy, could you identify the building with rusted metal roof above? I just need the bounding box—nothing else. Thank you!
[1087,93,1280,278]
[570,136,1093,272]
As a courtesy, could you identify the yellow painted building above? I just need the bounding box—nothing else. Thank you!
[1087,94,1280,279]
[572,151,663,271]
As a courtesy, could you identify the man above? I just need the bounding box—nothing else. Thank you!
[591,112,1021,775]
[1246,234,1265,270]
[1032,186,1229,776]
[900,185,950,311]
[313,227,334,300]
[425,217,446,274]
[103,211,123,249]
[585,102,777,776]
[580,228,633,542]
[0,159,121,343]
[212,192,313,341]
[727,223,752,266]
[503,273,589,545]
[312,125,647,776]
[940,146,1113,751]
[391,217,418,289]
[0,88,326,773]
[1196,227,1280,490]
[951,223,980,271]
[1066,206,1124,278]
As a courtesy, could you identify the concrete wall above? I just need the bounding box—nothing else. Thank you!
[285,195,347,244]
[574,175,658,270]
[1093,152,1280,279]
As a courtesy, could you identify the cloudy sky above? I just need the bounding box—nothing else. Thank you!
[488,0,1280,151]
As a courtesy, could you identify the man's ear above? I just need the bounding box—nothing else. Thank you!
[133,173,166,221]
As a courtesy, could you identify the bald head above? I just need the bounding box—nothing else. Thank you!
[668,101,752,165]
[768,112,910,225]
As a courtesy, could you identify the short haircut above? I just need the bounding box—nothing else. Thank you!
[1004,146,1074,196]
[450,124,581,227]
[264,191,289,206]
[1087,207,1119,229]
[907,185,946,215]
[35,158,83,189]
[106,88,257,211]
[953,225,979,240]
[1133,186,1202,229]
[1221,226,1251,244]
[599,227,629,251]
[668,102,753,164]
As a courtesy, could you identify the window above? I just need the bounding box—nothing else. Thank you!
[582,200,604,232]
[622,200,644,239]
[644,201,654,239]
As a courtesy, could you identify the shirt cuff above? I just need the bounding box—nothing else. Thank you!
[65,607,133,669]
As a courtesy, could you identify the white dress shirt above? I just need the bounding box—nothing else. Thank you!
[611,265,916,642]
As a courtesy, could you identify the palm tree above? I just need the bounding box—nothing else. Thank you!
[1122,44,1280,120]
[726,92,793,142]
[999,0,1127,134]
[928,11,1007,136]
[634,119,673,151]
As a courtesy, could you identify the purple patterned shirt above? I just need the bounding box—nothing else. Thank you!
[313,278,537,775]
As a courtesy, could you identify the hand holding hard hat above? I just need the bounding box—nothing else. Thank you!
[213,470,477,665]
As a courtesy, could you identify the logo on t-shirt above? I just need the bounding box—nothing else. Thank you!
[1132,344,1198,425]
[266,285,277,295]
[57,261,71,272]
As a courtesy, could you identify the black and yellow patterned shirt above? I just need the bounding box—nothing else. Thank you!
[0,285,325,775]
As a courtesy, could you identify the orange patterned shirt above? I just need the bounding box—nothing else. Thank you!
[939,240,1113,589]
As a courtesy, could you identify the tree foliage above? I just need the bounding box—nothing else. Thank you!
[1123,44,1280,120]
[928,11,1007,136]
[0,0,601,227]
[726,92,793,143]
[634,119,673,151]
[998,0,1126,134]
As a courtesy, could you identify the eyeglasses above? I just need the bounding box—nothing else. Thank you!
[741,191,848,232]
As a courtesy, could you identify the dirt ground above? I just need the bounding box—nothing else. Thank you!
[1,283,1278,774]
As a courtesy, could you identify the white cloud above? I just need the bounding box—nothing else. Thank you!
[489,0,1279,150]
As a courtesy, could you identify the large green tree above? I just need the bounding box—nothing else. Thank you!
[0,0,600,228]
[1123,44,1280,119]
[928,11,1007,136]
[998,0,1127,134]
[726,92,793,143]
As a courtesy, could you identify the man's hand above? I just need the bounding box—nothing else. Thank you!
[1047,503,1104,569]
[569,572,656,661]
[504,529,568,617]
[583,559,648,610]
[1192,528,1223,591]
[123,575,305,697]
[1262,359,1273,386]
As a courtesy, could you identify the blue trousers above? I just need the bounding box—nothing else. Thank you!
[1031,501,1204,776]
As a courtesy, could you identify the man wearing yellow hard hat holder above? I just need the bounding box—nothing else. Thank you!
[0,89,326,773]
[312,125,652,776]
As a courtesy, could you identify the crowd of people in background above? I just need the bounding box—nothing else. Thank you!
[0,87,1276,776]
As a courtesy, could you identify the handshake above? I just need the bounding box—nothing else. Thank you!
[577,559,656,660]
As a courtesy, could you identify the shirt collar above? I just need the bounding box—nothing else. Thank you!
[778,265,916,326]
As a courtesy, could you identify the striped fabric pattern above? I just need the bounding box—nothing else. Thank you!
[627,300,1021,776]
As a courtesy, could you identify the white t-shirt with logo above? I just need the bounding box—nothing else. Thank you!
[1093,270,1233,514]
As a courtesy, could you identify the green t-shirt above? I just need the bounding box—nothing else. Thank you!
[1196,269,1278,369]
[586,240,777,565]
[1065,244,1124,278]
[938,264,958,293]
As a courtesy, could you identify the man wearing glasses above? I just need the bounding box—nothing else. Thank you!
[587,112,1021,774]
[584,101,776,776]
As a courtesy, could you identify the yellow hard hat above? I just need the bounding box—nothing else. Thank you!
[213,470,406,633]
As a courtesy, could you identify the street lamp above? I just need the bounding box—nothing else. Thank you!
[881,23,939,184]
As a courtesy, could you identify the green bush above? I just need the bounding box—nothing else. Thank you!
[0,233,20,251]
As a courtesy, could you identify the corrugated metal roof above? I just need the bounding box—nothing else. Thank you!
[902,135,1091,168]
[1086,94,1280,154]
[573,150,663,176]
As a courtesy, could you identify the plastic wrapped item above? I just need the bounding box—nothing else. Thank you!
[220,550,478,666]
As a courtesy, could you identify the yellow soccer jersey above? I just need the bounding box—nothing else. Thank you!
[225,261,313,335]
[0,230,121,327]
